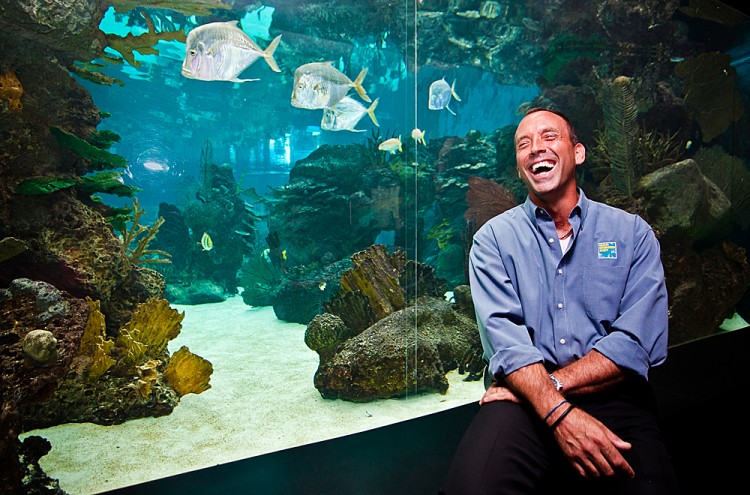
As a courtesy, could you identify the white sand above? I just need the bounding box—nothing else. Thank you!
[21,296,484,495]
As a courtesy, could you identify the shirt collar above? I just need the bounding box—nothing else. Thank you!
[522,188,588,229]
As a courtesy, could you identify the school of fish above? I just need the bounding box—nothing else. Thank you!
[181,21,466,151]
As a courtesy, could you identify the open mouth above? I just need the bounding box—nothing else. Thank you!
[531,160,555,174]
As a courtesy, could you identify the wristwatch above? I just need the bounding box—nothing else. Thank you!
[549,373,563,392]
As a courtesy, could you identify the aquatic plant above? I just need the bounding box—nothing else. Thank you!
[118,198,172,265]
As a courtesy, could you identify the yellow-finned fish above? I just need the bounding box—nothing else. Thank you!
[291,61,370,109]
[200,232,213,251]
[321,97,379,132]
[181,21,282,82]
[411,128,426,146]
[428,77,461,115]
[378,135,402,154]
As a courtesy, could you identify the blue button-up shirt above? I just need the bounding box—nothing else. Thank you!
[469,189,668,380]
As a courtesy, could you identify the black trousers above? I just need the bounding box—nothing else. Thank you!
[440,379,680,495]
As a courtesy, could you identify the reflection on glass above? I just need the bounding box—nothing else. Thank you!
[2,1,749,493]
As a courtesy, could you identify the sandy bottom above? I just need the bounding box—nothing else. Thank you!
[21,296,484,495]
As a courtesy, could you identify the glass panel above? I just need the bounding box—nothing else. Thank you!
[3,1,749,493]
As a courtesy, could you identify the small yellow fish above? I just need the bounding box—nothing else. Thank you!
[411,128,426,146]
[200,232,213,251]
[318,282,327,291]
[281,249,287,260]
[379,135,402,154]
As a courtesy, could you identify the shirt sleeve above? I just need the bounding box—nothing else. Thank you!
[592,218,669,378]
[469,223,545,378]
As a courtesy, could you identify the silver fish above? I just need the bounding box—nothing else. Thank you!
[291,61,370,109]
[321,97,379,132]
[428,77,461,115]
[181,21,281,82]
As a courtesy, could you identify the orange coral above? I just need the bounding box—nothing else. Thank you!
[0,70,23,113]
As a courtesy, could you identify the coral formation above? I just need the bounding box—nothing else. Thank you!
[164,346,213,396]
[118,198,172,265]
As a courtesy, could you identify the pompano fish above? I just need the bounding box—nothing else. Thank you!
[378,135,402,154]
[181,21,282,82]
[428,77,461,115]
[291,61,370,109]
[321,97,379,132]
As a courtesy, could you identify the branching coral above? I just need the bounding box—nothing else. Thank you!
[108,0,231,17]
[104,10,187,68]
[118,198,172,265]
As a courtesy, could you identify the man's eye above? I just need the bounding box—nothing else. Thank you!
[543,133,559,141]
[516,141,529,150]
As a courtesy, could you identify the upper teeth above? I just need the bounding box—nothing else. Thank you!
[532,161,554,173]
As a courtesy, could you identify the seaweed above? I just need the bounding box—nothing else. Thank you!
[88,130,122,150]
[118,198,172,265]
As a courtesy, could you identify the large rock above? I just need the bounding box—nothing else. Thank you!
[313,296,481,402]
[638,159,733,243]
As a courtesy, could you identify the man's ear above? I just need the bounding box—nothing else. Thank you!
[574,143,586,165]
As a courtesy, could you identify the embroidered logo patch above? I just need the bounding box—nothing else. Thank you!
[598,242,617,259]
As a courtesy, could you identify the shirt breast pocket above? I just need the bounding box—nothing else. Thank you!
[583,265,628,322]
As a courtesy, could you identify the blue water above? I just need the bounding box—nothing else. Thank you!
[79,6,539,223]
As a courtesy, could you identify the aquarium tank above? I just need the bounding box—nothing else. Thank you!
[1,0,749,493]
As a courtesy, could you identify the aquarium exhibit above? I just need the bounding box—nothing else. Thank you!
[1,0,750,493]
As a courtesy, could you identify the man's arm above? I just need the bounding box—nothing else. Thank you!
[502,360,636,479]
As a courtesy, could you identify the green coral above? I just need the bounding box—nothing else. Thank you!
[14,176,78,195]
[49,126,127,171]
[77,171,139,198]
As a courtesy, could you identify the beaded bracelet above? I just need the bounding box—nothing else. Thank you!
[550,404,576,430]
[543,399,569,422]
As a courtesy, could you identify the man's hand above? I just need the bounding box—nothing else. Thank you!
[479,381,523,405]
[553,406,635,479]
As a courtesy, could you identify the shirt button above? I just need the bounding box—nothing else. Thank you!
[558,269,563,275]
[560,338,566,344]
[548,237,555,244]
[557,303,563,309]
